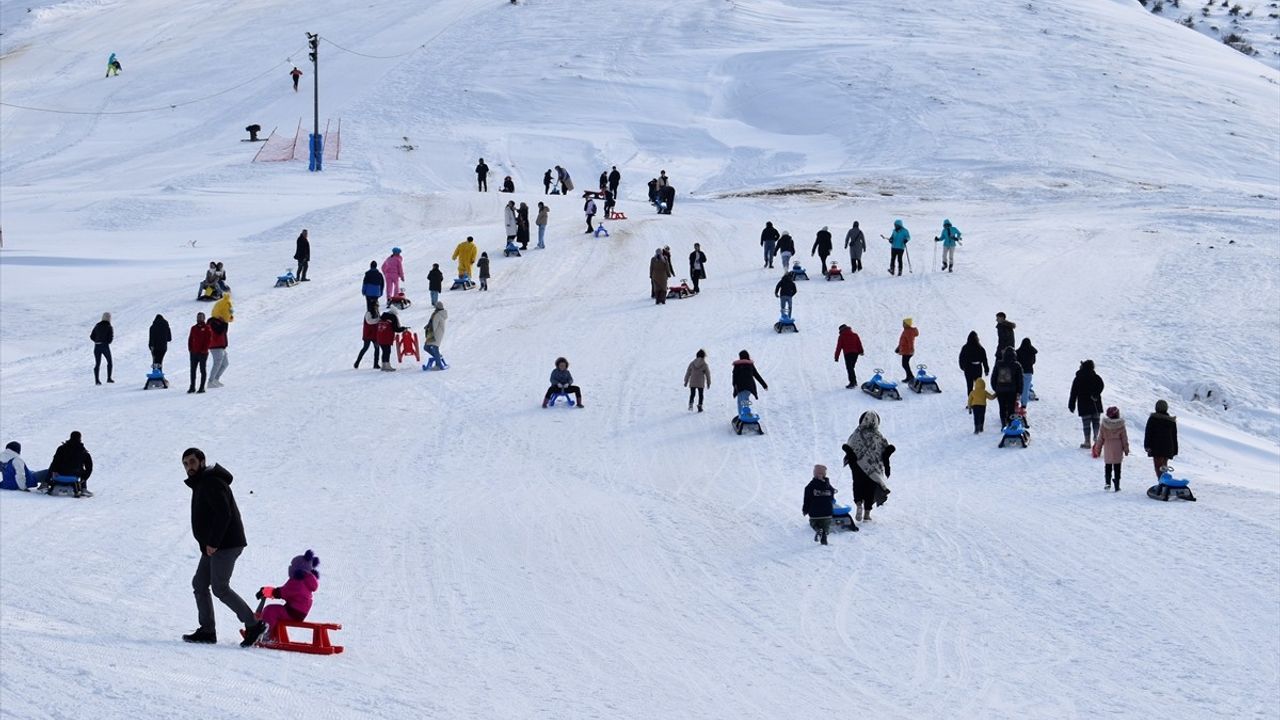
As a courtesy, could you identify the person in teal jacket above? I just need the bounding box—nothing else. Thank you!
[887,220,910,276]
[935,219,961,272]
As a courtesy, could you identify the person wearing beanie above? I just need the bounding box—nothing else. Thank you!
[254,549,321,640]
[1068,360,1106,448]
[649,249,669,305]
[802,465,838,545]
[1093,406,1130,492]
[895,318,919,383]
[48,431,93,497]
[423,301,448,368]
[811,226,833,276]
[683,349,711,412]
[887,219,910,276]
[1015,338,1038,407]
[844,220,866,272]
[935,219,961,272]
[1,441,48,491]
[90,312,114,385]
[989,347,1025,429]
[382,248,405,301]
[731,350,768,414]
[833,324,865,388]
[1143,400,1179,479]
[958,331,991,395]
[354,302,382,370]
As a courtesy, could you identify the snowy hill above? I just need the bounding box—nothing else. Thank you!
[1137,0,1280,70]
[2,1,1279,718]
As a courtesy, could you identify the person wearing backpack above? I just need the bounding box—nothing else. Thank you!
[1068,360,1105,448]
[989,347,1024,429]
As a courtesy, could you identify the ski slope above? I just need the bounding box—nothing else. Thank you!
[2,1,1279,718]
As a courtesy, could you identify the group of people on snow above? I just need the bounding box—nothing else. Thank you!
[760,218,960,277]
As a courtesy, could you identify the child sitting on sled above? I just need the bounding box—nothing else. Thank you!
[256,549,321,634]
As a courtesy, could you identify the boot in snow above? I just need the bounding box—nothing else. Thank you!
[241,621,268,648]
[183,628,217,644]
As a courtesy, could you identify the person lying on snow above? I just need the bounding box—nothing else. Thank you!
[1,441,49,491]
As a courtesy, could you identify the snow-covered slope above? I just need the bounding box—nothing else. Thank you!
[2,1,1279,718]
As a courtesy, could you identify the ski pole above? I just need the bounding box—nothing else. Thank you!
[932,238,938,273]
[905,246,913,273]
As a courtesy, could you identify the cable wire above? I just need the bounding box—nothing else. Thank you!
[319,36,425,60]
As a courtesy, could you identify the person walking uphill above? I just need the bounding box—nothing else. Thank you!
[180,447,268,648]
[776,231,796,270]
[188,312,212,393]
[1068,360,1105,448]
[649,249,669,305]
[362,261,384,312]
[958,331,990,395]
[774,270,797,317]
[1015,338,1037,407]
[427,263,444,305]
[760,221,780,268]
[290,66,303,91]
[475,158,489,192]
[149,314,172,369]
[452,237,478,279]
[990,347,1024,429]
[731,350,768,414]
[811,226,833,276]
[293,229,310,282]
[895,318,918,383]
[1143,399,1178,479]
[995,312,1016,354]
[843,410,894,522]
[845,221,866,272]
[802,466,839,545]
[684,349,711,412]
[1093,406,1130,492]
[834,324,864,388]
[90,312,114,385]
[967,377,995,433]
[382,248,405,301]
[887,219,910,276]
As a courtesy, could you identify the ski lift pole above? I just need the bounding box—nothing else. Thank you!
[307,32,322,172]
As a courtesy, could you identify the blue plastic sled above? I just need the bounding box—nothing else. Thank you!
[774,313,798,334]
[830,503,861,531]
[1148,466,1196,501]
[861,369,901,400]
[47,474,91,498]
[503,242,522,258]
[450,275,475,291]
[731,403,763,435]
[790,263,809,280]
[546,391,575,408]
[908,364,941,394]
[275,270,297,288]
[144,364,169,390]
[998,417,1030,448]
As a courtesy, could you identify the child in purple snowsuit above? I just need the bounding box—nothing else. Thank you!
[256,549,320,632]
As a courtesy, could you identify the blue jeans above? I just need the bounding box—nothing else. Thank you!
[425,344,442,362]
[736,390,751,413]
[537,225,546,248]
[430,290,439,305]
[763,241,775,265]
[779,295,793,316]
[1021,373,1033,407]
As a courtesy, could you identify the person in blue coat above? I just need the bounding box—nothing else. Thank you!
[361,261,384,313]
[887,220,910,276]
[0,442,48,491]
[935,219,961,272]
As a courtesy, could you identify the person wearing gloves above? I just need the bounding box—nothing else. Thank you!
[887,219,910,276]
[382,248,405,301]
[730,350,768,414]
[542,357,584,408]
[934,219,961,272]
[254,549,321,639]
[423,301,448,368]
[1143,399,1179,479]
[895,318,919,383]
[833,324,864,388]
[802,465,838,545]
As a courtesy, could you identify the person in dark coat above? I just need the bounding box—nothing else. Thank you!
[90,312,114,385]
[478,252,491,291]
[731,350,768,413]
[647,178,659,205]
[427,263,444,305]
[989,347,1025,429]
[180,447,266,647]
[844,221,866,272]
[995,312,1017,353]
[957,331,990,395]
[598,170,609,192]
[688,244,707,293]
[501,176,515,193]
[517,202,531,250]
[811,226,833,275]
[293,229,310,281]
[760,221,780,268]
[362,261,385,313]
[775,272,797,317]
[658,185,675,214]
[1015,338,1037,407]
[188,312,212,393]
[543,169,553,195]
[608,166,621,195]
[1068,359,1106,448]
[149,314,172,368]
[802,465,840,544]
[48,431,93,495]
[475,158,489,192]
[776,232,797,268]
[649,250,669,305]
[1143,399,1179,479]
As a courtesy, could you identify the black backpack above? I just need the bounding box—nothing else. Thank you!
[995,364,1013,389]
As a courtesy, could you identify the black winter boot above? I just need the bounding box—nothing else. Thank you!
[241,621,268,648]
[183,628,217,644]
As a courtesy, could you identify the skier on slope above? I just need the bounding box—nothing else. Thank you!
[842,411,894,522]
[844,220,866,273]
[290,66,303,92]
[802,465,838,545]
[811,226,833,276]
[935,219,961,272]
[886,219,909,276]
[760,221,780,268]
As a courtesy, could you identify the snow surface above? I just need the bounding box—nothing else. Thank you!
[2,0,1279,718]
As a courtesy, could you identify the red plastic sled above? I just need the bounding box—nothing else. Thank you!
[607,211,627,220]
[248,620,345,655]
[396,330,420,362]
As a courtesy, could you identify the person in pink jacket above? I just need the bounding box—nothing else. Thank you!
[382,248,405,301]
[255,549,321,635]
[1092,406,1130,492]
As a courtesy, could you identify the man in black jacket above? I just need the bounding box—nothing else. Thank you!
[293,229,310,281]
[49,431,93,496]
[475,158,489,192]
[181,448,266,647]
[607,166,621,196]
[775,271,797,317]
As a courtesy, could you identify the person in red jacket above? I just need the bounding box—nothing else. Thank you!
[188,312,212,393]
[375,308,405,372]
[354,305,381,369]
[834,324,865,388]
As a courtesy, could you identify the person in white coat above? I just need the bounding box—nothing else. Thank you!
[504,201,518,243]
[423,301,448,367]
[1,441,47,491]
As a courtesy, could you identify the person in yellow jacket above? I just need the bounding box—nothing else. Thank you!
[451,236,478,278]
[966,377,995,434]
[211,292,234,324]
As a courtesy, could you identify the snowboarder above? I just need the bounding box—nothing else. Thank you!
[1068,360,1105,448]
[90,312,114,385]
[802,465,837,545]
[362,261,385,312]
[382,248,405,301]
[376,307,405,371]
[188,312,211,393]
[475,158,489,192]
[501,176,515,193]
[688,243,707,293]
[774,270,797,317]
[543,169,553,195]
[354,304,381,369]
[731,350,768,414]
[180,447,267,648]
[1093,406,1130,492]
[935,219,961,272]
[649,249,668,305]
[452,237,478,278]
[844,221,866,272]
[811,226,833,275]
[958,331,991,395]
[477,253,490,291]
[1015,338,1037,407]
[1,441,46,492]
[49,431,93,497]
[542,357,584,408]
[289,66,303,91]
[427,263,444,305]
[535,202,549,248]
[995,312,1017,353]
[834,324,864,388]
[684,349,710,412]
[990,347,1025,429]
[760,221,780,268]
[886,219,910,276]
[254,549,320,641]
[777,231,796,270]
[842,410,894,521]
[608,166,621,196]
[895,318,918,383]
[504,201,518,243]
[423,301,447,366]
[149,314,172,369]
[293,229,310,282]
[1143,399,1179,479]
[584,196,597,233]
[207,311,230,389]
[967,377,995,433]
[517,202,530,249]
